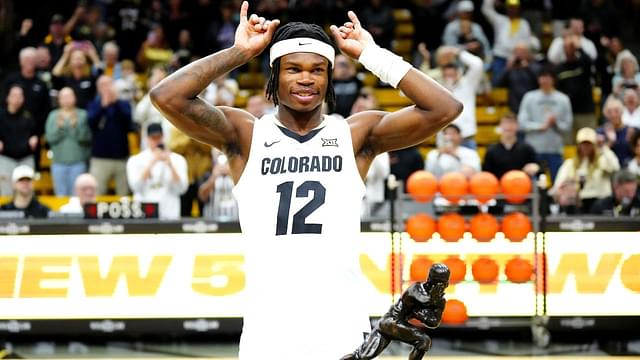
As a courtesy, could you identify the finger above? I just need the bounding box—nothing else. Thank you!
[240,1,248,23]
[265,19,281,39]
[329,25,345,45]
[249,14,259,24]
[347,11,361,29]
[343,22,353,28]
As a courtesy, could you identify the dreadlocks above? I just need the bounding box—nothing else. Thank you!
[265,22,336,111]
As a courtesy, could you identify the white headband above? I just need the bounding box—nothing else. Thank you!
[269,37,335,68]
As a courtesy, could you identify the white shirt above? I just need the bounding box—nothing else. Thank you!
[133,94,175,150]
[202,175,238,221]
[623,107,640,128]
[627,158,640,178]
[59,197,83,214]
[547,36,598,65]
[126,149,188,219]
[425,146,482,178]
[482,0,539,58]
[445,51,484,138]
[362,152,390,217]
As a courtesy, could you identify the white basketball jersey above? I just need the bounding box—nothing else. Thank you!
[233,113,370,360]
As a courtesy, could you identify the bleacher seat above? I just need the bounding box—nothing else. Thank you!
[374,88,412,109]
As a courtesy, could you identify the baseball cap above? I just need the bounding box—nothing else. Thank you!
[458,0,474,12]
[506,0,520,6]
[576,127,597,144]
[51,14,65,25]
[12,165,35,183]
[147,123,163,136]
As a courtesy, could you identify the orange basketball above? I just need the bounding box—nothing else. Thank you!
[505,257,534,283]
[407,170,438,202]
[469,171,500,203]
[500,170,532,204]
[470,213,499,242]
[410,256,434,282]
[472,257,499,284]
[437,212,466,242]
[406,213,436,242]
[502,212,532,242]
[442,299,468,324]
[443,256,467,284]
[439,172,468,203]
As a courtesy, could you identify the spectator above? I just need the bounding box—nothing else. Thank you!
[581,0,621,48]
[518,68,573,181]
[127,123,188,220]
[482,0,539,84]
[554,34,597,141]
[198,151,238,221]
[483,113,539,179]
[622,88,640,128]
[114,60,139,107]
[597,97,636,166]
[612,50,640,99]
[590,169,640,216]
[438,47,484,149]
[497,41,541,113]
[333,54,362,118]
[363,152,390,219]
[389,147,424,192]
[425,124,481,178]
[0,86,37,196]
[360,0,395,50]
[42,14,72,65]
[52,42,102,109]
[134,66,174,150]
[45,87,92,196]
[350,87,377,115]
[411,0,449,56]
[35,45,54,90]
[551,127,620,213]
[547,18,598,65]
[101,41,123,80]
[59,173,98,215]
[203,72,238,107]
[245,94,272,118]
[627,132,640,178]
[88,75,134,196]
[442,1,492,67]
[0,165,50,218]
[211,2,239,52]
[596,36,625,101]
[136,24,173,73]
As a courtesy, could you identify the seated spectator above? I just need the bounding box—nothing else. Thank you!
[350,87,377,115]
[612,50,640,99]
[622,88,640,128]
[198,151,238,221]
[518,68,573,181]
[0,86,37,196]
[425,124,481,178]
[203,72,238,107]
[547,18,597,65]
[88,76,134,195]
[551,127,620,213]
[134,66,174,149]
[333,54,362,118]
[597,97,636,166]
[442,1,492,68]
[0,165,50,218]
[45,87,91,196]
[52,42,102,109]
[590,169,640,216]
[136,24,173,73]
[100,41,123,80]
[627,132,640,178]
[482,0,539,84]
[483,113,539,179]
[127,123,188,220]
[497,41,541,113]
[438,47,484,149]
[59,173,98,214]
[245,94,272,118]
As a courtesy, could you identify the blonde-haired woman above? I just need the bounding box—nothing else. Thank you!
[45,87,92,196]
[551,127,620,213]
[52,41,102,108]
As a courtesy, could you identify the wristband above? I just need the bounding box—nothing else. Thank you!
[358,44,413,88]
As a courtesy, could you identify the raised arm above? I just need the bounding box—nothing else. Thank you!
[330,12,462,158]
[149,1,279,160]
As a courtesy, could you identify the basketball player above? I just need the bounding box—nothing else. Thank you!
[150,2,462,359]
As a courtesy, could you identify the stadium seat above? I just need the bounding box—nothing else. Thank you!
[374,88,412,108]
[395,23,415,37]
[34,171,54,195]
[392,8,412,22]
[237,72,265,90]
[476,106,509,124]
[476,125,499,145]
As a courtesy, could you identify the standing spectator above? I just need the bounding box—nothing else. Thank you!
[622,88,640,128]
[59,173,98,215]
[35,45,54,90]
[590,169,640,216]
[411,0,449,56]
[442,1,492,68]
[360,0,394,50]
[363,152,390,219]
[581,0,621,48]
[551,127,620,213]
[42,14,72,65]
[483,113,539,179]
[198,151,238,221]
[101,41,123,80]
[497,41,541,113]
[211,2,239,52]
[333,54,362,118]
[136,24,173,73]
[0,86,37,196]
[597,97,636,166]
[135,66,174,150]
[547,18,598,65]
[596,36,625,101]
[52,42,102,109]
[127,123,188,220]
[114,60,139,107]
[438,47,484,149]
[482,0,539,84]
[245,94,272,118]
[389,147,424,192]
[627,132,640,178]
[0,165,50,218]
[45,87,91,196]
[425,124,481,178]
[88,76,133,196]
[518,68,573,181]
[203,73,238,107]
[611,50,640,99]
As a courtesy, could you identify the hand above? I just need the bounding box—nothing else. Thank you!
[543,114,556,130]
[417,42,430,63]
[28,136,38,151]
[329,11,375,60]
[20,19,33,36]
[523,163,540,176]
[0,140,3,153]
[234,1,280,58]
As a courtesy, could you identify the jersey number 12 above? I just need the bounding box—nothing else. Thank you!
[275,180,326,235]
